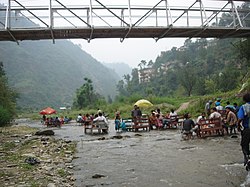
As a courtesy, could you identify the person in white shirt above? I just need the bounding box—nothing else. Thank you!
[77,114,83,123]
[169,109,177,118]
[209,107,222,119]
[197,112,206,124]
[93,112,108,133]
[93,112,108,124]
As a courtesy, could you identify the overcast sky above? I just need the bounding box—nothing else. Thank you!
[71,38,186,68]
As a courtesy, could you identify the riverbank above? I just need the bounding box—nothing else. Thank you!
[0,124,77,187]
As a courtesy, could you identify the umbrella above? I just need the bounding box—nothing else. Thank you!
[134,99,153,108]
[39,107,57,115]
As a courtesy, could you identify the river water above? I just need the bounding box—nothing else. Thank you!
[16,119,250,187]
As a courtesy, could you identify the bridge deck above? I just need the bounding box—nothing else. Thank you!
[1,27,250,42]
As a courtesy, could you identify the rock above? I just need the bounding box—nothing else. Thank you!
[35,130,55,136]
[92,174,106,179]
[64,158,73,163]
[44,166,53,171]
[231,135,238,138]
[41,137,50,141]
[24,157,40,165]
[24,134,32,138]
[98,137,105,140]
[64,151,72,154]
[47,183,56,187]
[22,153,36,158]
[7,164,18,167]
[111,135,123,139]
[134,134,142,136]
[11,134,19,137]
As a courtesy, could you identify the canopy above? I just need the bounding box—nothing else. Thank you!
[39,107,57,115]
[134,99,153,108]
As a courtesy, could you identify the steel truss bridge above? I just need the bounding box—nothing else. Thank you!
[0,0,250,44]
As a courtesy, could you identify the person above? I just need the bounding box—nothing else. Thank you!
[54,117,61,128]
[64,116,70,123]
[42,114,46,122]
[59,116,64,125]
[197,112,206,124]
[131,105,142,126]
[209,107,222,119]
[215,98,221,107]
[209,107,225,135]
[148,110,157,130]
[77,114,83,123]
[237,93,250,170]
[182,113,196,139]
[196,112,206,137]
[93,112,108,133]
[115,111,121,131]
[156,113,163,129]
[216,103,224,111]
[169,109,177,118]
[225,106,237,134]
[205,100,213,117]
[233,102,240,113]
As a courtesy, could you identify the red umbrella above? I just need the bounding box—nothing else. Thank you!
[39,107,57,115]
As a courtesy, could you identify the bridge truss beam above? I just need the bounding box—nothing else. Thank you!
[0,0,249,42]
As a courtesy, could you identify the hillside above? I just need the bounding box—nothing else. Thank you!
[0,4,121,110]
[0,40,120,109]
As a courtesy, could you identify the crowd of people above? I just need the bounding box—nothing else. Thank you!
[41,115,71,127]
[76,110,109,133]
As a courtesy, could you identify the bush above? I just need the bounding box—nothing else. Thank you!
[0,106,12,126]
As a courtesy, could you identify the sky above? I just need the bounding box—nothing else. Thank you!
[71,38,186,68]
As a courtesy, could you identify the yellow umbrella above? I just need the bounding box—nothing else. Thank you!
[134,99,153,108]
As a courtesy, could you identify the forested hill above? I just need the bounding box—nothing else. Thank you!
[0,40,120,109]
[0,3,121,110]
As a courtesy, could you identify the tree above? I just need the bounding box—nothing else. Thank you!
[178,63,197,96]
[0,62,17,125]
[73,77,103,109]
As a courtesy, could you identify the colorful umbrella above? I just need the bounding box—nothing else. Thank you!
[39,107,57,115]
[134,99,153,108]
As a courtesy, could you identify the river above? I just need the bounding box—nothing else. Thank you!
[16,119,250,187]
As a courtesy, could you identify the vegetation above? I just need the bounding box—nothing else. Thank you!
[0,4,120,110]
[0,62,17,125]
[73,77,106,109]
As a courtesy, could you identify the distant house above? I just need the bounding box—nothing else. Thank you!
[139,67,155,83]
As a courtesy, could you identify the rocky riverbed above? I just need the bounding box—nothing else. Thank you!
[2,119,250,187]
[0,124,77,187]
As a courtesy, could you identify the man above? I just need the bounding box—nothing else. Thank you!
[182,113,196,139]
[205,100,213,117]
[93,112,108,133]
[209,107,221,119]
[237,93,250,170]
[225,106,237,134]
[131,105,142,126]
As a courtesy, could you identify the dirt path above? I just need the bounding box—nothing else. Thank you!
[176,101,190,113]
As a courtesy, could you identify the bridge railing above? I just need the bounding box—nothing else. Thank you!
[0,0,249,30]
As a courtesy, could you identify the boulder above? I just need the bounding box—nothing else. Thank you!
[35,130,55,136]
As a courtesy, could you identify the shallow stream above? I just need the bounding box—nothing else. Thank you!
[16,119,250,187]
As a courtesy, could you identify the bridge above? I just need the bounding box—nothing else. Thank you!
[0,0,249,44]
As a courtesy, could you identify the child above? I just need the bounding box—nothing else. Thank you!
[115,112,121,131]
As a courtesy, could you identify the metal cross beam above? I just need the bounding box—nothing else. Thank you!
[0,0,249,43]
